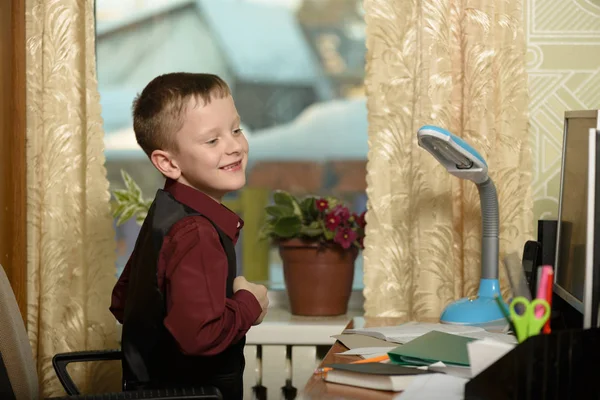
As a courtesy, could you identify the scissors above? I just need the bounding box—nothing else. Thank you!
[509,296,550,343]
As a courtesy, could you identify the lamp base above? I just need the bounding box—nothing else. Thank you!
[440,279,508,328]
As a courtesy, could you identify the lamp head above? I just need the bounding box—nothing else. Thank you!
[417,125,488,184]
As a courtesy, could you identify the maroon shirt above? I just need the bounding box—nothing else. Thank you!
[110,179,262,356]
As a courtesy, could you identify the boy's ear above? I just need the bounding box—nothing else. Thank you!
[150,149,181,180]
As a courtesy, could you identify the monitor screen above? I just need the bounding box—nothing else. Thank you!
[555,111,600,317]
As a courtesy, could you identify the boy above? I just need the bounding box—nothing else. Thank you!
[109,72,269,400]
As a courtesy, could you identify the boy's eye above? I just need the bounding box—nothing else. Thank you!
[206,138,218,145]
[233,128,243,135]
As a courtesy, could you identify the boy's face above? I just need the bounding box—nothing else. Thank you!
[157,94,248,201]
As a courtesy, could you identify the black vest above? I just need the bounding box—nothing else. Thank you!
[121,189,245,396]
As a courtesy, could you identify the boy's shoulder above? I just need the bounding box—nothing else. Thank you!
[151,189,220,234]
[167,214,220,242]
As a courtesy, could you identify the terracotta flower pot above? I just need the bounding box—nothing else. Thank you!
[278,238,358,316]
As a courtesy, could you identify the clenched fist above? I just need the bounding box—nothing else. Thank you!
[233,276,269,325]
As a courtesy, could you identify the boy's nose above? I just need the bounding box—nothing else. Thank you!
[226,136,243,154]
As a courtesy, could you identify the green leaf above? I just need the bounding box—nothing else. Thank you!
[324,230,335,241]
[113,190,133,203]
[273,190,303,219]
[265,205,294,218]
[300,196,319,219]
[135,212,148,225]
[300,220,323,237]
[110,170,153,226]
[113,202,125,216]
[272,216,302,238]
[273,191,295,207]
[122,170,142,200]
[325,196,340,208]
[116,203,138,226]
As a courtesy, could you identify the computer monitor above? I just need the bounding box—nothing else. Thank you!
[584,127,600,328]
[554,110,600,328]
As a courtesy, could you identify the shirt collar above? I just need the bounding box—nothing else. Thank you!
[163,179,244,241]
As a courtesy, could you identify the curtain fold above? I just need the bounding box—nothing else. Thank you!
[25,0,120,396]
[363,0,533,318]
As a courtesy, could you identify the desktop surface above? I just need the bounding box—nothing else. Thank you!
[302,316,434,399]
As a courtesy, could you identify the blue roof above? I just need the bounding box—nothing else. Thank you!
[196,0,319,84]
[97,0,320,85]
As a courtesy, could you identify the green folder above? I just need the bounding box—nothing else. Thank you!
[387,330,476,367]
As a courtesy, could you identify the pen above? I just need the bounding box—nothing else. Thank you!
[313,354,390,375]
[494,295,516,334]
[535,266,552,318]
[543,268,554,334]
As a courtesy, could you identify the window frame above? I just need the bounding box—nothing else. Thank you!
[0,0,27,323]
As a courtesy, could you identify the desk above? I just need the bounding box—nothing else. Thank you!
[301,316,433,399]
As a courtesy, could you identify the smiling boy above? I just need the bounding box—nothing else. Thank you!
[109,73,269,399]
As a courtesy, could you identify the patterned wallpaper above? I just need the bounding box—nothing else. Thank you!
[527,0,600,223]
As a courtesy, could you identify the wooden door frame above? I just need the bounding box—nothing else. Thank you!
[0,0,27,323]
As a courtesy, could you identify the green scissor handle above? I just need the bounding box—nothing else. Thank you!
[509,296,550,343]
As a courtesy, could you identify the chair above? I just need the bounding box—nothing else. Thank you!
[0,265,221,400]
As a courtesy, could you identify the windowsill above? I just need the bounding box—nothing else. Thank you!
[244,289,364,346]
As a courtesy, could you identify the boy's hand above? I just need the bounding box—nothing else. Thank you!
[233,276,269,325]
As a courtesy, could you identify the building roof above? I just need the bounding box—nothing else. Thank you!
[97,0,320,84]
[197,0,319,84]
[244,96,368,163]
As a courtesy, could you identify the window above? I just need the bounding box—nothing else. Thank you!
[96,0,367,290]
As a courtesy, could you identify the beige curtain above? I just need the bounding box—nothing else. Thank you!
[25,0,120,396]
[363,0,534,318]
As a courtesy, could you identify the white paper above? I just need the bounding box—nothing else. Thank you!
[336,346,396,356]
[344,322,484,343]
[427,361,472,379]
[467,338,516,377]
[394,373,468,400]
[462,330,518,344]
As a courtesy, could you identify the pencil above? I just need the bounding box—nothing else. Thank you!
[314,354,390,375]
[353,354,389,364]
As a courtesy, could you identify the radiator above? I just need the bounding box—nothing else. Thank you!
[243,344,330,400]
[240,291,364,399]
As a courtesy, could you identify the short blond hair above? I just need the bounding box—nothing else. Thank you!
[132,72,231,157]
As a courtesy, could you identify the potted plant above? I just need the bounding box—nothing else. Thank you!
[111,171,153,226]
[261,190,366,316]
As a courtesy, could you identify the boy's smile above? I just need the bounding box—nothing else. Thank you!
[153,94,249,202]
[219,160,243,172]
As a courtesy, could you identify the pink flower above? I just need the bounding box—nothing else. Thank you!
[355,211,366,228]
[316,198,329,211]
[332,204,350,221]
[325,212,341,231]
[335,227,357,249]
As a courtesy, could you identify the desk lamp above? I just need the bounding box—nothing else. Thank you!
[417,125,507,327]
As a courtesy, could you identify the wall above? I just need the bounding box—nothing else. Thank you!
[527,0,600,222]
